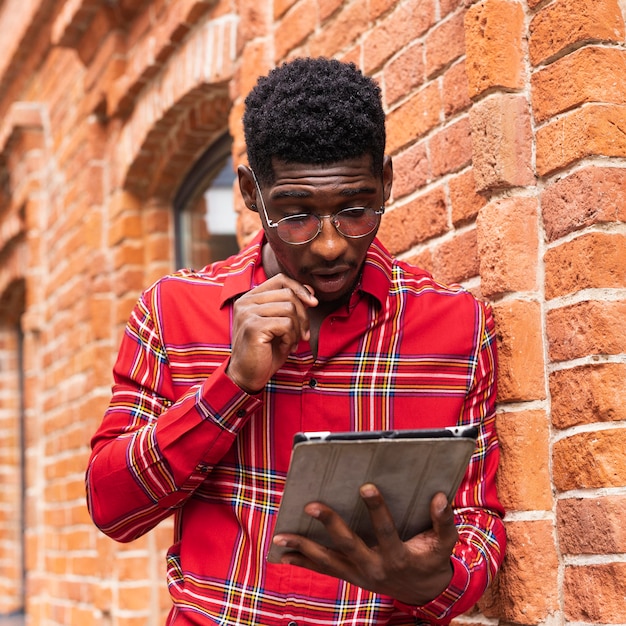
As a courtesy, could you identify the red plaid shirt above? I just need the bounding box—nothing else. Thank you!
[87,233,505,625]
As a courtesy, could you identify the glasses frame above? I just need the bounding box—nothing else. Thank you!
[251,169,385,246]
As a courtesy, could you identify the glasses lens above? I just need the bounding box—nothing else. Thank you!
[276,214,321,244]
[335,207,380,237]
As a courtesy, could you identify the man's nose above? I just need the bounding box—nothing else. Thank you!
[309,215,348,258]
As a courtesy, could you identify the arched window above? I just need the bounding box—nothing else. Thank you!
[174,133,239,269]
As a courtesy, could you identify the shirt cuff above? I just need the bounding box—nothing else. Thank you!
[393,555,470,623]
[196,359,264,432]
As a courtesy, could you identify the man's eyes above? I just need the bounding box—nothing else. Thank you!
[279,207,367,219]
[339,207,366,218]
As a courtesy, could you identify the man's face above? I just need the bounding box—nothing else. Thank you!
[255,155,392,306]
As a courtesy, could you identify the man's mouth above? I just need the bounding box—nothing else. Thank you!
[310,267,352,293]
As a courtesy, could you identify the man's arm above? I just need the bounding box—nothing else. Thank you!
[86,289,261,542]
[86,273,318,542]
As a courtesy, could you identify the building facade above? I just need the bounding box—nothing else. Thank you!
[0,0,625,624]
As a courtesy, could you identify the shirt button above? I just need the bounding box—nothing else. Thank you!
[308,378,318,388]
[287,622,298,626]
[236,409,246,417]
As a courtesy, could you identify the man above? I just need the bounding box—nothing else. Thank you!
[87,57,505,625]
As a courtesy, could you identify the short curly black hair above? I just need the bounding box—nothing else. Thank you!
[243,57,386,185]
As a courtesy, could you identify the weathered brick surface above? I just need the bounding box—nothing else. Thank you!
[377,186,448,255]
[536,104,626,176]
[528,0,625,66]
[430,228,479,285]
[430,117,472,178]
[564,563,626,623]
[544,232,626,299]
[449,169,486,226]
[480,520,559,623]
[1,0,625,624]
[541,166,626,241]
[425,10,465,78]
[531,47,626,124]
[554,429,626,491]
[549,363,626,429]
[492,300,546,403]
[558,497,626,555]
[469,94,534,190]
[465,0,525,98]
[547,300,626,362]
[476,197,538,297]
[383,42,425,107]
[495,410,552,511]
[386,82,442,153]
[442,59,471,118]
[390,141,430,200]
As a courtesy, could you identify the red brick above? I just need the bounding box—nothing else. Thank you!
[554,428,626,491]
[386,82,441,154]
[369,0,397,20]
[391,141,430,200]
[495,410,552,511]
[476,197,539,297]
[465,0,525,98]
[442,59,471,118]
[564,563,626,623]
[383,42,425,107]
[108,212,142,247]
[362,0,436,73]
[529,0,625,66]
[404,248,433,277]
[549,363,626,429]
[319,0,344,21]
[536,104,626,176]
[274,0,317,61]
[273,0,297,19]
[480,520,559,623]
[425,11,465,78]
[431,228,478,284]
[541,166,626,242]
[237,2,270,52]
[429,117,472,178]
[440,0,466,16]
[545,232,626,299]
[547,300,626,362]
[492,300,546,402]
[532,47,626,124]
[310,0,369,59]
[469,94,534,190]
[558,497,626,555]
[377,186,448,255]
[449,169,487,226]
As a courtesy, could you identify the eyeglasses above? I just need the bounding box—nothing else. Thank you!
[251,170,385,245]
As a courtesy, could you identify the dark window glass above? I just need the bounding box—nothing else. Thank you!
[174,134,239,269]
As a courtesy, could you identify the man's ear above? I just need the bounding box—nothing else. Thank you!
[382,155,393,203]
[237,165,259,212]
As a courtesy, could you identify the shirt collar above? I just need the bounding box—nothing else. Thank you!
[218,232,393,308]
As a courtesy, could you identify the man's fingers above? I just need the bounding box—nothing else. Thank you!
[359,483,402,550]
[430,492,458,550]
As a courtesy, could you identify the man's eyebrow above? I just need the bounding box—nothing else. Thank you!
[270,186,378,200]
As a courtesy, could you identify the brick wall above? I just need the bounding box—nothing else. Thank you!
[0,0,624,624]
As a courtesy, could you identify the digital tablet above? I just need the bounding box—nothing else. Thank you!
[267,426,478,563]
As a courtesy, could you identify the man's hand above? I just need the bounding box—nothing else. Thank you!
[272,486,458,606]
[227,273,318,394]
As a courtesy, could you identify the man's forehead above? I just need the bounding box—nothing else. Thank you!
[268,155,377,184]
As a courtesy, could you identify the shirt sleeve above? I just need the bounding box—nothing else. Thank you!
[85,287,262,543]
[395,301,506,623]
